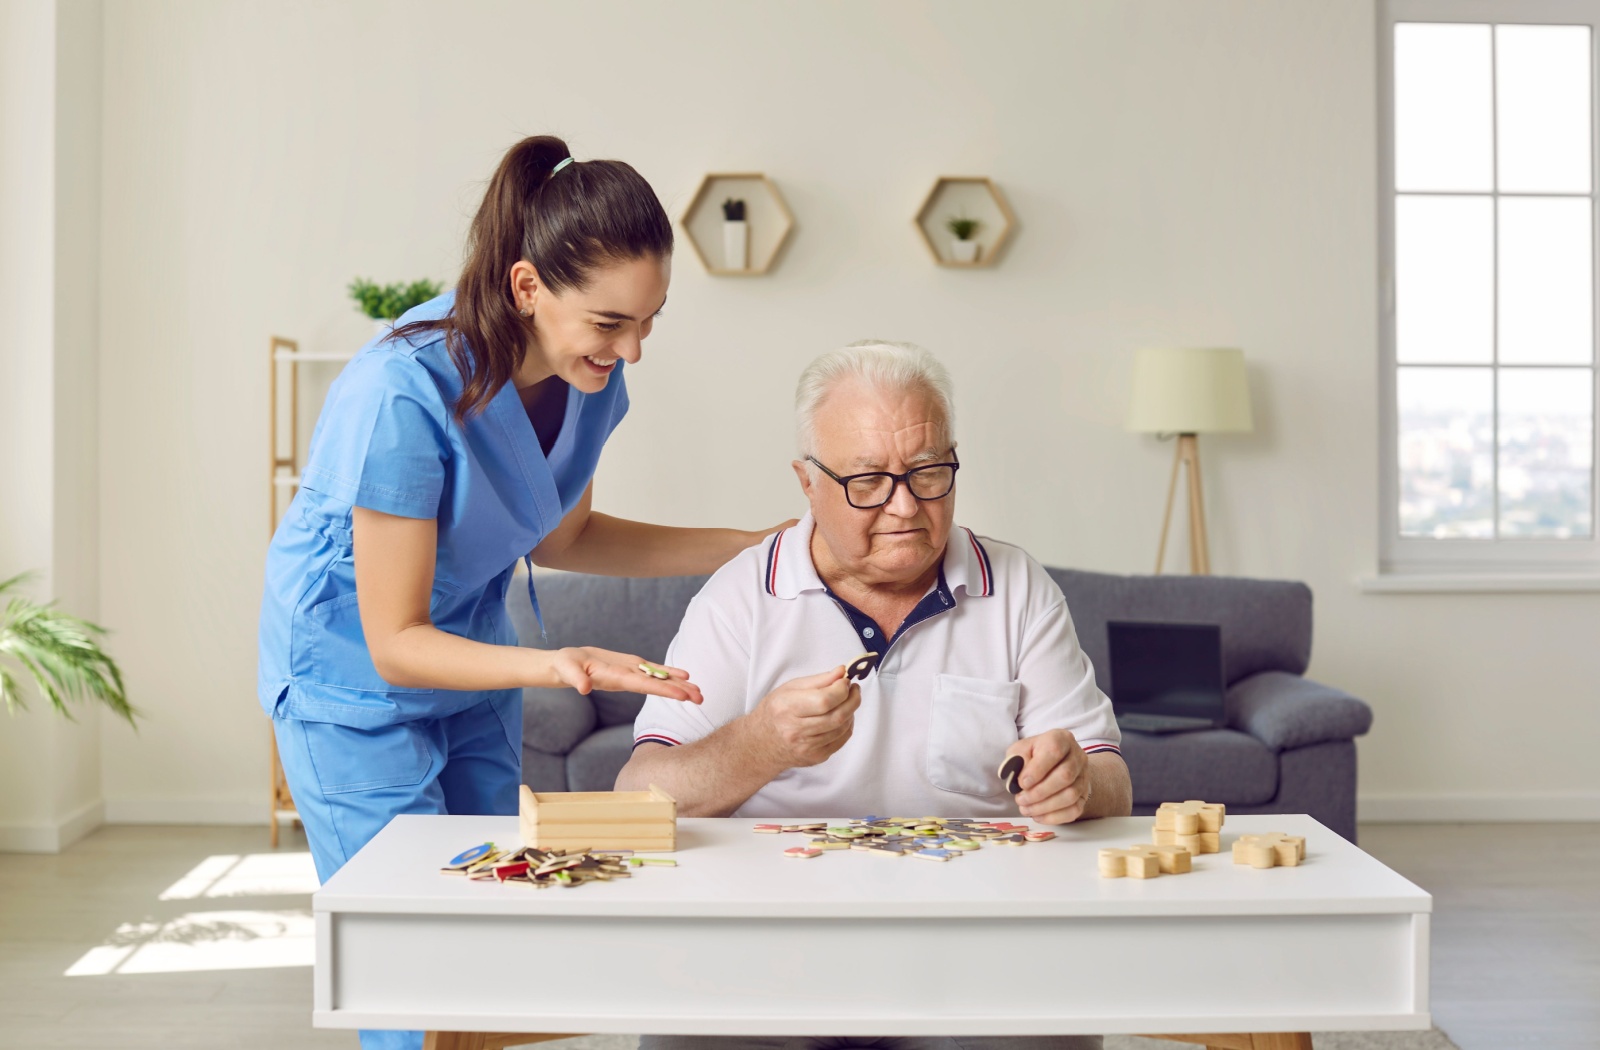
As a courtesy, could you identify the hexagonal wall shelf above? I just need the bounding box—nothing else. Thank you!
[681,173,795,276]
[914,176,1016,268]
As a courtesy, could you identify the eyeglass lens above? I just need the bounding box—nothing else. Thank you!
[846,465,956,508]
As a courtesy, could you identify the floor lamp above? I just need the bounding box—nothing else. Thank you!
[1126,348,1254,575]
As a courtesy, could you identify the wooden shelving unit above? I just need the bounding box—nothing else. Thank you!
[267,335,354,846]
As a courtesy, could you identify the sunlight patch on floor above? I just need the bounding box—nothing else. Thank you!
[158,852,319,900]
[64,909,315,976]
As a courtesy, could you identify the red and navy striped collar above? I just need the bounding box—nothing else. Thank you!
[763,515,996,599]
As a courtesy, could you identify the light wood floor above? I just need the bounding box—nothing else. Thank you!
[0,823,1594,1049]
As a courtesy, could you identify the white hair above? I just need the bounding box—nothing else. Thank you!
[794,340,956,458]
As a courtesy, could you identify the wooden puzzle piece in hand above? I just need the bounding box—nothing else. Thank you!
[1098,844,1192,878]
[1232,831,1306,869]
[1153,799,1226,854]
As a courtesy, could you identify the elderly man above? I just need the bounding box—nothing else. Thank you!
[619,341,1129,1050]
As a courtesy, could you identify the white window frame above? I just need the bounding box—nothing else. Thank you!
[1380,0,1600,575]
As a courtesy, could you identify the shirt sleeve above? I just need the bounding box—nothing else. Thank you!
[632,578,754,751]
[1014,563,1122,754]
[300,350,449,519]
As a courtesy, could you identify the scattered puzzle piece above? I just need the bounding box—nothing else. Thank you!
[1232,832,1306,869]
[783,847,823,859]
[637,662,671,680]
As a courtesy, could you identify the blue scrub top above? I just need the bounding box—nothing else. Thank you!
[257,292,628,728]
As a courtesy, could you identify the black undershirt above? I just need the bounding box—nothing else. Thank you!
[520,378,568,457]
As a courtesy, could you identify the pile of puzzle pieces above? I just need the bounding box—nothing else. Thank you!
[439,841,676,888]
[754,816,1057,862]
[1099,800,1308,878]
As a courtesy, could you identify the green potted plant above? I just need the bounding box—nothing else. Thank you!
[1,573,135,726]
[946,215,981,264]
[721,198,748,271]
[348,278,445,335]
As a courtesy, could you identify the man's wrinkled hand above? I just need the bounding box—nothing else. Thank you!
[752,665,860,769]
[1004,728,1091,825]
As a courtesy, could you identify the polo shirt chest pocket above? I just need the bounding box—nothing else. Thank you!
[925,674,1021,797]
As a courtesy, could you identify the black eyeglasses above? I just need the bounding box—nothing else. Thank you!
[806,453,960,510]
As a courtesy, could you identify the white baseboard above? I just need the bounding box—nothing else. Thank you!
[0,799,105,853]
[104,797,271,826]
[1360,792,1600,822]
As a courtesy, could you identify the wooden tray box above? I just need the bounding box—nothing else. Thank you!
[518,784,677,853]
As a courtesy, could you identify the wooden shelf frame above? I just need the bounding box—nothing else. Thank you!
[680,172,795,276]
[914,175,1016,268]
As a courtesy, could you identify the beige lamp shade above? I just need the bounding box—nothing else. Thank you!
[1126,347,1254,434]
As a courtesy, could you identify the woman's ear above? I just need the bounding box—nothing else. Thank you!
[509,260,542,317]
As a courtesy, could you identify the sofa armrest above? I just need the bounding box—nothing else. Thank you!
[521,687,598,757]
[1226,670,1373,753]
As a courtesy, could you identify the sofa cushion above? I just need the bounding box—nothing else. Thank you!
[566,723,636,792]
[1119,727,1279,806]
[1045,567,1312,690]
[521,686,596,756]
[1228,671,1374,752]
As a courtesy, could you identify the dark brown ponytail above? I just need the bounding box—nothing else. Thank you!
[394,135,673,421]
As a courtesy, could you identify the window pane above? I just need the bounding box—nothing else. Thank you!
[1499,196,1594,364]
[1396,195,1495,363]
[1399,367,1494,537]
[1499,368,1594,537]
[1496,25,1592,194]
[1395,23,1493,192]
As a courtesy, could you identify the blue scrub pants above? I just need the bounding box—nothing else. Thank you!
[273,692,522,1050]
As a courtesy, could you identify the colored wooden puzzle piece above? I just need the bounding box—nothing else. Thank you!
[846,651,881,681]
[1232,832,1306,869]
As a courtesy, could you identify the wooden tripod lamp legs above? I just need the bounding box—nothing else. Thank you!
[1154,432,1211,576]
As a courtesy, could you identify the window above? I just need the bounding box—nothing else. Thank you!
[1381,1,1600,573]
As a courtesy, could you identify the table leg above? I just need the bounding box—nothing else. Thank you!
[422,1035,581,1050]
[1138,1035,1313,1050]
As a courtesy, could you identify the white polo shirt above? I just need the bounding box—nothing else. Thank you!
[632,514,1120,819]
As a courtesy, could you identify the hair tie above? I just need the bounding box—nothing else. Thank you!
[552,156,575,175]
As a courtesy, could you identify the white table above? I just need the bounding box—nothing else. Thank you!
[314,814,1430,1048]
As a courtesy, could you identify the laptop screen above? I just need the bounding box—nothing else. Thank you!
[1106,620,1226,720]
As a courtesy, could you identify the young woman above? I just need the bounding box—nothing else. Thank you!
[258,135,787,901]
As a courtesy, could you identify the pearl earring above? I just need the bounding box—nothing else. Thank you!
[519,306,531,317]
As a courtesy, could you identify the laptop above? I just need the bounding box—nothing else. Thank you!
[1106,620,1226,734]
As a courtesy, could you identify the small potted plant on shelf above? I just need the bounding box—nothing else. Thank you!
[1,572,135,728]
[348,278,445,335]
[946,214,981,264]
[721,198,748,271]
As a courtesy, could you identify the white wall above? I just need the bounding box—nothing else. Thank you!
[89,0,1600,824]
[0,0,104,851]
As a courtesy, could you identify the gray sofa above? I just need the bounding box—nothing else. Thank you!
[508,567,1373,841]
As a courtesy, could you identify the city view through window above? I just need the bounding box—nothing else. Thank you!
[1394,22,1597,540]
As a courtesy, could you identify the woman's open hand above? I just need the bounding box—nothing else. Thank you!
[548,646,703,704]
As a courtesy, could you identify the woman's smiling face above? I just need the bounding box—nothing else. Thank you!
[512,253,670,393]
